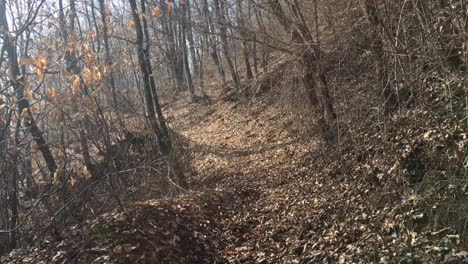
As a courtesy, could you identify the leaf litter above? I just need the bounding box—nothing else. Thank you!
[4,91,468,263]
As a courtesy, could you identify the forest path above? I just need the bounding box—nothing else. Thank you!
[167,92,322,263]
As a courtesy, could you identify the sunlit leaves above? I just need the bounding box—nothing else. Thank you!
[84,67,92,85]
[70,176,77,187]
[153,6,162,17]
[74,48,81,59]
[24,86,34,100]
[34,56,47,79]
[83,43,92,54]
[47,87,58,101]
[72,75,81,95]
[82,165,93,179]
[53,170,62,187]
[83,66,102,86]
[21,108,32,125]
[94,66,102,82]
[108,25,115,35]
[0,95,6,111]
[167,2,173,13]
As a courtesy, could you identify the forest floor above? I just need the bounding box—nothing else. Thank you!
[4,89,468,263]
[168,91,323,263]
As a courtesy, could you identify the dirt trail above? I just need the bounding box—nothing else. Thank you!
[167,93,322,263]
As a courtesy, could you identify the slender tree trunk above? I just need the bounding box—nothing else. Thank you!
[236,0,254,80]
[91,0,101,52]
[161,0,185,91]
[98,0,121,114]
[130,0,188,190]
[130,0,170,154]
[0,0,57,177]
[181,0,196,101]
[59,0,94,169]
[248,1,259,76]
[214,0,240,89]
[201,0,226,85]
[140,0,171,143]
[186,0,199,77]
[254,7,269,72]
[8,117,21,250]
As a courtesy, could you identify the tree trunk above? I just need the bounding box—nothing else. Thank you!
[181,0,196,101]
[0,0,57,177]
[130,0,170,154]
[186,0,199,77]
[91,0,102,52]
[214,0,240,89]
[130,0,188,190]
[201,0,226,86]
[236,0,254,80]
[59,0,94,170]
[254,7,269,72]
[98,0,121,114]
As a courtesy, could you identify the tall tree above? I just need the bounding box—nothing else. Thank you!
[214,0,240,89]
[0,0,53,249]
[202,0,226,86]
[185,0,199,78]
[98,0,120,113]
[58,0,95,170]
[236,0,254,80]
[129,0,188,190]
[0,0,57,177]
[180,0,196,100]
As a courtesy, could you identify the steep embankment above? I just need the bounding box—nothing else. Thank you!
[4,91,467,263]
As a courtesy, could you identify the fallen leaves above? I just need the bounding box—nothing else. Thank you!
[4,91,467,264]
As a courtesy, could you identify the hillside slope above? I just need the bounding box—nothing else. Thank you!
[4,91,468,263]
